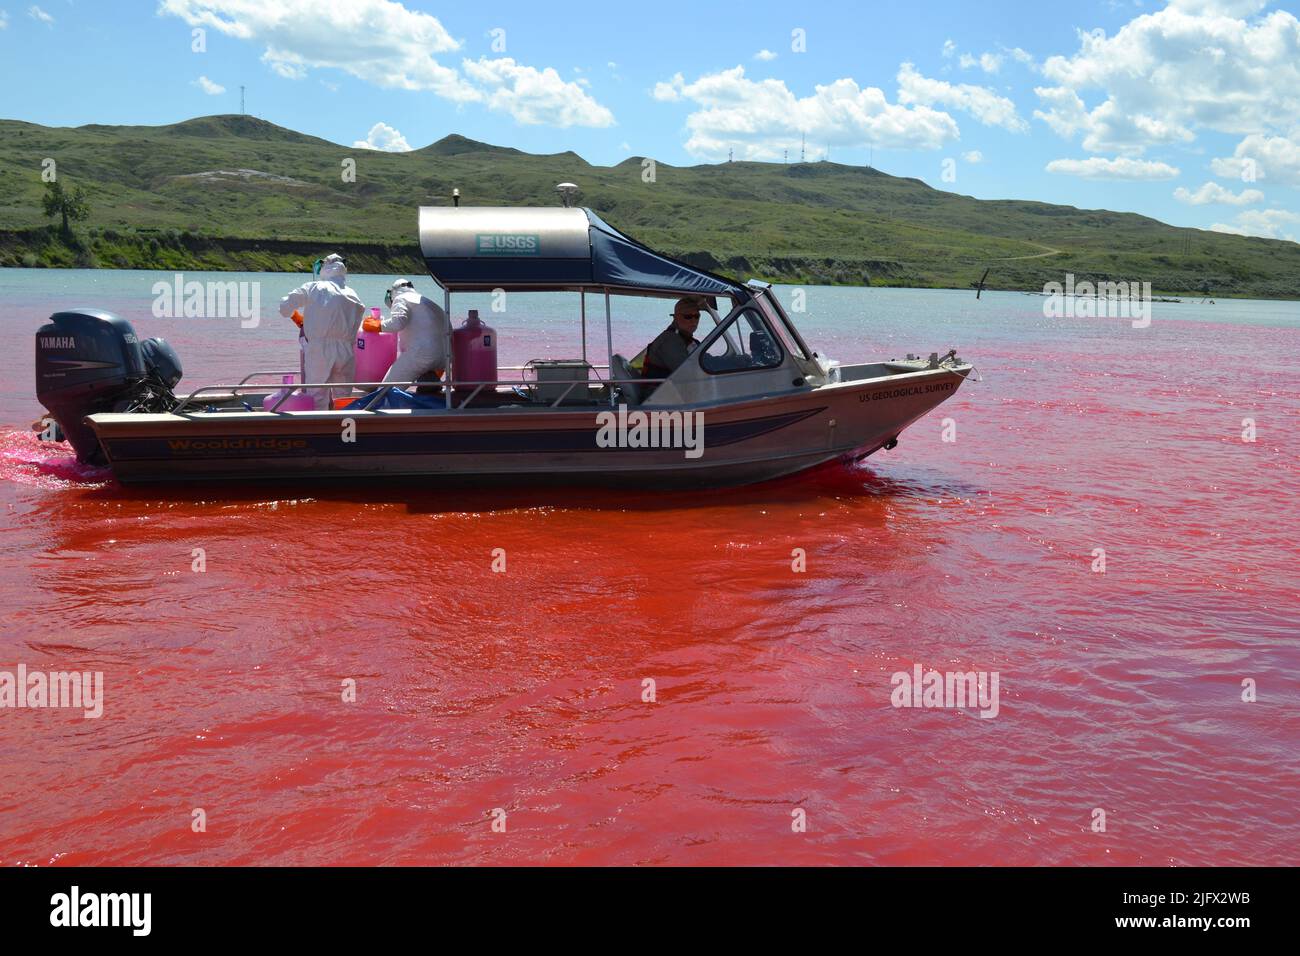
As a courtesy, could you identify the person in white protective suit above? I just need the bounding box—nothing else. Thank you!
[361,278,451,386]
[279,253,367,409]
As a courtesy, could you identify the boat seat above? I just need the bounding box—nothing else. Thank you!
[609,353,641,405]
[750,329,779,366]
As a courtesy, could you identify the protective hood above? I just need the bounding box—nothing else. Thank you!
[385,278,415,308]
[318,253,348,286]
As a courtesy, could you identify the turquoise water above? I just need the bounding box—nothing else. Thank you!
[1,267,1294,407]
[2,268,1295,332]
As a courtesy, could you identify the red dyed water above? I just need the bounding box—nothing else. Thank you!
[1,277,1297,865]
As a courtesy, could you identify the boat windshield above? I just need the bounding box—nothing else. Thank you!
[698,307,784,373]
[750,290,812,361]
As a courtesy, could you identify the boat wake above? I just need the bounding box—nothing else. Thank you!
[0,427,112,489]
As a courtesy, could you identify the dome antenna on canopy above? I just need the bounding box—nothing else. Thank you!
[556,182,580,208]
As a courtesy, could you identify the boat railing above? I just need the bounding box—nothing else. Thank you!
[174,372,665,415]
[232,364,615,387]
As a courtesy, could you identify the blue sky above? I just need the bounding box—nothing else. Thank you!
[1,0,1298,240]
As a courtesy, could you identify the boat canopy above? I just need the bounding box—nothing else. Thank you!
[418,206,745,297]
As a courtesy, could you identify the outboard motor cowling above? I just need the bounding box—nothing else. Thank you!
[35,309,147,464]
[141,336,183,390]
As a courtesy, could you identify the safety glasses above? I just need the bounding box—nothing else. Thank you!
[312,256,347,278]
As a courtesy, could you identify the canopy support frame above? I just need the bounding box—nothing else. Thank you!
[604,290,615,407]
[580,291,587,367]
[443,288,453,410]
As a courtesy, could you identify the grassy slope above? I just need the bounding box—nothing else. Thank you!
[1,114,1297,297]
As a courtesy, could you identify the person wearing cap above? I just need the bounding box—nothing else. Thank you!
[279,253,367,409]
[362,278,451,386]
[640,297,704,394]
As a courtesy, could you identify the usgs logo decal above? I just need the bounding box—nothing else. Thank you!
[476,233,540,256]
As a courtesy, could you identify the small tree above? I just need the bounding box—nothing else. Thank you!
[42,180,90,238]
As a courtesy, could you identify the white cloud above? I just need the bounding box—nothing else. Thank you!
[1167,0,1269,15]
[193,75,225,95]
[948,43,1036,73]
[1034,84,1196,154]
[1032,85,1089,139]
[963,150,983,163]
[959,52,1003,74]
[1173,181,1263,205]
[754,49,777,62]
[1007,47,1036,69]
[1045,156,1181,180]
[0,11,9,29]
[652,76,683,102]
[159,0,474,98]
[653,66,960,159]
[1034,4,1300,154]
[1210,133,1300,186]
[353,122,412,152]
[897,62,1027,132]
[462,57,614,127]
[1210,208,1300,241]
[158,1,617,127]
[28,5,52,25]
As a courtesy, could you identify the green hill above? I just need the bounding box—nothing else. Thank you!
[2,113,1297,298]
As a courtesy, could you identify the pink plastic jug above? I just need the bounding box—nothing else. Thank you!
[355,308,397,384]
[452,309,497,388]
[262,374,315,412]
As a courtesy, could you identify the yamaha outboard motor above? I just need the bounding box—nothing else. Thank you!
[141,336,184,391]
[35,309,182,465]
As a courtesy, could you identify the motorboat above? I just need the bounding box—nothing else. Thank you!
[34,206,973,486]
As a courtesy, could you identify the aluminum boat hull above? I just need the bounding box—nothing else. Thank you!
[86,365,971,486]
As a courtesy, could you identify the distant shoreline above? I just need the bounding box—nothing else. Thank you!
[0,261,1282,303]
[2,228,1296,302]
[5,113,1300,301]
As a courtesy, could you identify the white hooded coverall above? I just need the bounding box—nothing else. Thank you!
[381,289,451,385]
[279,257,366,409]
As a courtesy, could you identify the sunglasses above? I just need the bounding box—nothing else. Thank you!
[676,312,701,320]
